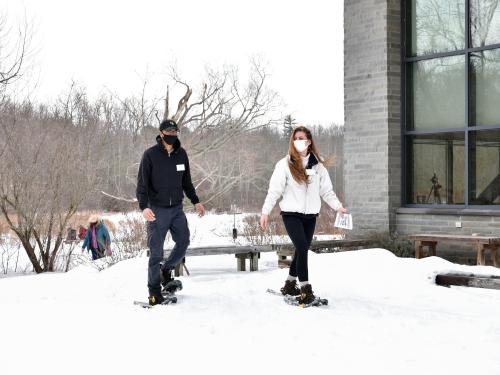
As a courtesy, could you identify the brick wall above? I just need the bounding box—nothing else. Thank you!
[344,0,402,236]
[396,209,500,264]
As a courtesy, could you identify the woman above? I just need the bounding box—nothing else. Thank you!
[260,126,346,304]
[82,215,112,260]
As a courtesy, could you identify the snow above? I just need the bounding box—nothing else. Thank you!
[2,246,500,374]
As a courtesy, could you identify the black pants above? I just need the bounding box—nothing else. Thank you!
[147,204,190,295]
[282,214,317,282]
[90,247,104,260]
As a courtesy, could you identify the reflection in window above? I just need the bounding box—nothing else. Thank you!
[408,56,465,130]
[409,0,465,56]
[408,134,465,204]
[471,0,500,47]
[471,49,500,126]
[469,130,500,204]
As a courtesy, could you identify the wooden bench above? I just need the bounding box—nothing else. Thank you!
[272,239,371,268]
[163,245,274,276]
[408,234,500,267]
[160,239,371,275]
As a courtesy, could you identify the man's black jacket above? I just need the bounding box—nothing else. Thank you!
[136,136,199,210]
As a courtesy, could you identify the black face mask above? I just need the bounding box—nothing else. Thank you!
[163,135,177,145]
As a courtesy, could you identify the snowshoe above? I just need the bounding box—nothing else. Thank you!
[134,294,178,309]
[267,287,329,308]
[161,279,183,296]
[284,294,329,308]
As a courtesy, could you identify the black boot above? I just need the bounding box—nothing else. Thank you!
[280,280,300,296]
[161,267,174,288]
[148,291,165,306]
[298,284,315,304]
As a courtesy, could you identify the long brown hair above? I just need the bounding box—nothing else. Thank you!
[288,126,329,184]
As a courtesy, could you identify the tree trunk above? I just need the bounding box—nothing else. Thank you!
[48,236,64,272]
[19,237,43,273]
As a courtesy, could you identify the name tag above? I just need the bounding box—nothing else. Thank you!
[305,169,316,176]
[176,164,185,171]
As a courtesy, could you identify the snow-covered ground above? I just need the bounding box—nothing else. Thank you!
[2,247,500,374]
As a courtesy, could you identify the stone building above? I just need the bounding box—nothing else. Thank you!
[344,0,500,263]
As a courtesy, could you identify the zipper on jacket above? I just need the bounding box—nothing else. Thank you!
[304,179,309,214]
[303,166,317,214]
[304,181,309,215]
[169,150,172,205]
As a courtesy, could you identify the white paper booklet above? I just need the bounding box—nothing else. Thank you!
[334,213,353,230]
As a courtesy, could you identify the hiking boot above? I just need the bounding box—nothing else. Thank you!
[280,280,300,296]
[148,292,165,306]
[161,267,174,288]
[297,284,316,304]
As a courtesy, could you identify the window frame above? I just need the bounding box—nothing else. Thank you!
[402,0,500,208]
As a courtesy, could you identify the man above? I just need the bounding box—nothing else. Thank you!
[137,119,205,305]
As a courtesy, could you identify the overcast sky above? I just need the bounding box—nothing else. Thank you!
[2,0,344,125]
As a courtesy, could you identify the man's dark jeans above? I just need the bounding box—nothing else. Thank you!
[147,204,190,295]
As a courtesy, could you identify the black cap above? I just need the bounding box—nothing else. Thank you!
[159,119,178,132]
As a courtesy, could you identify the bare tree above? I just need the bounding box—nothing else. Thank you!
[282,114,296,139]
[164,59,279,157]
[99,59,279,207]
[109,79,160,140]
[0,11,30,87]
[0,236,20,274]
[0,100,106,273]
[151,60,279,208]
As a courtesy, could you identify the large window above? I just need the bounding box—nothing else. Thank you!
[408,133,465,204]
[404,0,500,206]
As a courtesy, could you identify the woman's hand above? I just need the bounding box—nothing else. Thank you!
[260,214,269,231]
[338,207,347,217]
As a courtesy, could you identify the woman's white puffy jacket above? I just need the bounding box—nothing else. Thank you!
[261,155,343,215]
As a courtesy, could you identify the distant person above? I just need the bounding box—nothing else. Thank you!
[78,225,87,241]
[137,119,205,306]
[260,125,346,304]
[82,215,112,260]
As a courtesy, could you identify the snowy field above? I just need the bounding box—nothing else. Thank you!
[2,246,500,374]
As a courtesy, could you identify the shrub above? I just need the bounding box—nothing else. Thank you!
[242,213,287,245]
[367,231,414,258]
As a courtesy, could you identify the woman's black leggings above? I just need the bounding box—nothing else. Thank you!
[282,215,317,282]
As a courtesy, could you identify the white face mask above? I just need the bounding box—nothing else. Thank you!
[293,139,309,153]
